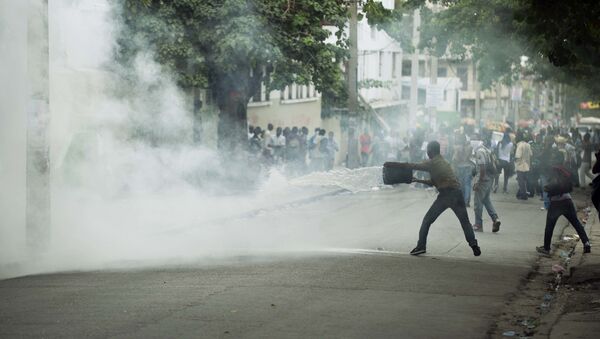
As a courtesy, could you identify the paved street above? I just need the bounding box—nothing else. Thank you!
[0,185,552,338]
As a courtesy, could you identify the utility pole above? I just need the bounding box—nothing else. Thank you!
[473,60,481,123]
[428,54,437,131]
[346,0,360,168]
[495,82,502,121]
[26,0,51,252]
[409,9,420,128]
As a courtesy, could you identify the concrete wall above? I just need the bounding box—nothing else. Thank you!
[247,90,322,131]
[0,0,28,262]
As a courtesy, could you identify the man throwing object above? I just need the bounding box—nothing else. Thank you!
[384,141,481,256]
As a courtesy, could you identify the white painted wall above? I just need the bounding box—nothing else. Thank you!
[0,0,28,263]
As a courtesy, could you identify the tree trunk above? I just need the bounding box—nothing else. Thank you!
[217,89,249,156]
[214,68,262,157]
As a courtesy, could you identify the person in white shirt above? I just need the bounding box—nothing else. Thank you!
[515,130,532,200]
[495,132,514,193]
[270,127,286,164]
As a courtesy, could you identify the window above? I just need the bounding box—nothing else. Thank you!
[370,26,377,40]
[288,85,293,99]
[296,85,304,99]
[437,67,447,77]
[402,60,411,76]
[443,90,448,101]
[418,60,426,77]
[457,66,468,90]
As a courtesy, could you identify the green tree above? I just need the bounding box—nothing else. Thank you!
[117,0,349,152]
[364,0,600,96]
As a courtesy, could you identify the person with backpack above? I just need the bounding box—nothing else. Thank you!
[472,140,502,233]
[537,152,591,257]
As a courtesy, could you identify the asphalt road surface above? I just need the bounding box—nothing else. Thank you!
[0,186,552,338]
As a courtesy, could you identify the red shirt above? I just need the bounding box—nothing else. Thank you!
[360,134,371,153]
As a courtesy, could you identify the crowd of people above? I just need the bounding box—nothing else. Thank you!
[385,123,597,258]
[248,123,339,174]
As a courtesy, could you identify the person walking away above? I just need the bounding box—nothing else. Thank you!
[472,140,502,232]
[452,134,474,206]
[495,132,514,193]
[325,131,339,170]
[537,152,591,256]
[359,129,372,167]
[384,141,481,257]
[311,129,327,171]
[271,127,286,165]
[515,131,532,200]
[579,132,595,187]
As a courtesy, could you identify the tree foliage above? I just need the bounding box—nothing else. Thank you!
[364,0,600,96]
[117,0,349,150]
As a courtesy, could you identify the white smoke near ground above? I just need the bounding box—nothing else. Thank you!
[1,0,386,279]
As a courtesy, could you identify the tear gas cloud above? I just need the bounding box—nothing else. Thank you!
[0,0,382,279]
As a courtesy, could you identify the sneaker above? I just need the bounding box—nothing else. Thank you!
[492,219,501,233]
[473,224,483,232]
[540,206,546,210]
[471,245,481,256]
[536,246,551,257]
[584,242,591,254]
[410,246,426,256]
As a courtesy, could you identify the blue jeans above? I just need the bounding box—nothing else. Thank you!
[474,179,499,226]
[456,166,473,205]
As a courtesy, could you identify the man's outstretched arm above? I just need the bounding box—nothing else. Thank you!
[384,161,431,172]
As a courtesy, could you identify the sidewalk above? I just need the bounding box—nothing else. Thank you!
[549,193,600,338]
[489,187,600,338]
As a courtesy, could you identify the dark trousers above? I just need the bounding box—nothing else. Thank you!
[494,160,511,192]
[418,188,478,248]
[517,171,528,199]
[543,199,590,250]
[527,170,540,197]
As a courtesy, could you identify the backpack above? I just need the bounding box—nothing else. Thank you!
[545,165,573,196]
[479,147,498,175]
[487,150,500,175]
